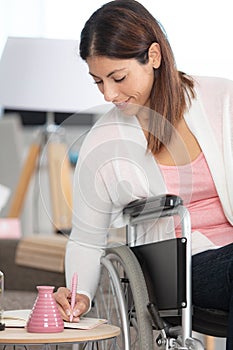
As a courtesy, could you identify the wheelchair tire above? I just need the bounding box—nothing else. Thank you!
[91,245,154,350]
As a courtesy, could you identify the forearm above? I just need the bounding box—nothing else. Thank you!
[65,238,104,301]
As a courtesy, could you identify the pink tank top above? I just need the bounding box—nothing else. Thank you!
[159,152,233,246]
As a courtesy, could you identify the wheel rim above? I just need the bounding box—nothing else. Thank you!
[90,246,154,350]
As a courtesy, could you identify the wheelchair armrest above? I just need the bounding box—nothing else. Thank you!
[123,194,183,217]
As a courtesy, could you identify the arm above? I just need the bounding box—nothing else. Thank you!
[54,139,113,320]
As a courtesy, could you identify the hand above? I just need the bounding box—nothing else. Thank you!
[53,287,90,322]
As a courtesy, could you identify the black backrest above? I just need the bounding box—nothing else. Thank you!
[131,238,186,312]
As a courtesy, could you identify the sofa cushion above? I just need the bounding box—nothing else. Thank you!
[4,290,37,310]
[0,239,65,291]
[15,235,67,272]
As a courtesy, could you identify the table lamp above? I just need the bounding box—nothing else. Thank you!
[0,36,108,117]
[0,37,109,233]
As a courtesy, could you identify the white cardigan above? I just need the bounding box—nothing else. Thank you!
[65,75,233,300]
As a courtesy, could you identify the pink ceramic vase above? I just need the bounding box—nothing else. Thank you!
[26,285,64,333]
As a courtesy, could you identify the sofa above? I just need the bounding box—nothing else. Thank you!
[0,238,66,310]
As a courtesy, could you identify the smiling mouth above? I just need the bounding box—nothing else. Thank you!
[114,98,131,109]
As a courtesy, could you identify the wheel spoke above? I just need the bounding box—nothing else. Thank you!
[90,246,154,350]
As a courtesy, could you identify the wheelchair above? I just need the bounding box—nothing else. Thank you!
[91,194,228,350]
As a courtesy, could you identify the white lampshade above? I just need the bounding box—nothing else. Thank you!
[0,37,109,114]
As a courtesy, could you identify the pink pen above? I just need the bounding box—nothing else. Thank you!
[70,272,78,322]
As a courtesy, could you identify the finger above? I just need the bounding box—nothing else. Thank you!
[56,303,70,321]
[54,287,71,299]
[72,316,80,323]
[72,299,90,318]
[54,287,72,318]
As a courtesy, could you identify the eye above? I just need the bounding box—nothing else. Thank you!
[94,80,103,85]
[114,76,126,83]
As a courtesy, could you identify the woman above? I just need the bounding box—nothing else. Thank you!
[54,0,233,347]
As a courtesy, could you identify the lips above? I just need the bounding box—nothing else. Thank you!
[114,98,131,109]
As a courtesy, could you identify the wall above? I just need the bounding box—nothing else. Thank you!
[0,0,233,80]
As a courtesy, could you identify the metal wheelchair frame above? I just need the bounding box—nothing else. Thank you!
[91,194,228,350]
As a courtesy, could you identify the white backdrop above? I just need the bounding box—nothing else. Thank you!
[0,0,232,79]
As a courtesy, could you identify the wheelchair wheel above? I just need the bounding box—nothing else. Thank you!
[91,245,154,350]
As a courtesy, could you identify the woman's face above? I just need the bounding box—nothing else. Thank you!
[86,44,161,115]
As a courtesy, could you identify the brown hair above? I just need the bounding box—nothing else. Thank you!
[80,0,195,154]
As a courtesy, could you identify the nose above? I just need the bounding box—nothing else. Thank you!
[103,82,119,102]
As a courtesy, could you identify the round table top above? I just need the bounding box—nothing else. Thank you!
[0,325,121,344]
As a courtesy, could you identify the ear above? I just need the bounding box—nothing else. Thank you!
[148,42,161,69]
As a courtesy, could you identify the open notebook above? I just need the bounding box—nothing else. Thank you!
[3,310,107,330]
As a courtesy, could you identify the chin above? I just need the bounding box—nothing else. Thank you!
[117,102,141,117]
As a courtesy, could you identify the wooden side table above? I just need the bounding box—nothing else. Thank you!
[0,324,120,349]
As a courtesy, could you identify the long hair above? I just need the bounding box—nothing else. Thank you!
[79,0,195,154]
